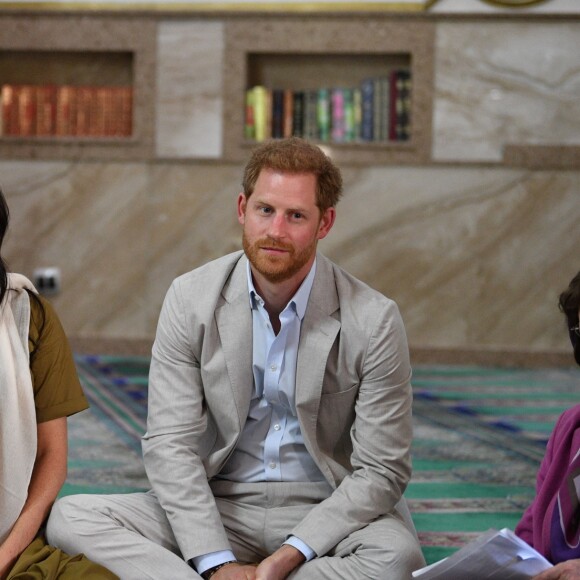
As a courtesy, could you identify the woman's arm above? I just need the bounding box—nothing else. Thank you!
[0,417,67,578]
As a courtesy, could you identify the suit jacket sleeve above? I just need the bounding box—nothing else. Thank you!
[142,279,231,562]
[292,299,414,556]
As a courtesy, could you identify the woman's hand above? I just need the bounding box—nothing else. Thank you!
[534,559,580,580]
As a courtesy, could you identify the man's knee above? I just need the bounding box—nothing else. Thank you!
[354,517,426,578]
[47,495,92,548]
[389,535,425,574]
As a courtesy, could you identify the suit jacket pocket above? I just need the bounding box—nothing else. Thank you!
[316,383,358,463]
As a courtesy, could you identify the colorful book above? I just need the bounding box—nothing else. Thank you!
[377,76,390,142]
[398,69,411,141]
[271,89,285,139]
[244,88,255,140]
[342,88,355,143]
[252,85,269,142]
[292,91,304,138]
[331,88,345,143]
[1,85,15,136]
[353,87,362,141]
[303,90,318,141]
[283,89,293,138]
[360,78,374,142]
[389,69,412,141]
[317,88,331,142]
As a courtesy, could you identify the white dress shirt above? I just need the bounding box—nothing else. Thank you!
[193,260,321,575]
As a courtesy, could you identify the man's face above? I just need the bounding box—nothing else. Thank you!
[237,168,335,287]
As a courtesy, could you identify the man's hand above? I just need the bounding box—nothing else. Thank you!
[533,560,580,580]
[255,545,306,580]
[211,562,258,580]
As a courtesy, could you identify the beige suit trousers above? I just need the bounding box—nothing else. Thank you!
[47,481,424,580]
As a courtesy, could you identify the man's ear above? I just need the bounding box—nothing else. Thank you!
[237,192,247,225]
[317,207,336,240]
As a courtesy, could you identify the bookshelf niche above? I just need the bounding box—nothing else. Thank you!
[224,18,435,165]
[1,50,134,140]
[0,16,156,161]
[245,53,412,144]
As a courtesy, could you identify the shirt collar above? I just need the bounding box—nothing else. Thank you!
[246,258,317,321]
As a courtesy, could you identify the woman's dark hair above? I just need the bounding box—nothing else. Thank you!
[559,270,580,366]
[0,188,9,305]
[559,271,580,329]
[0,189,44,361]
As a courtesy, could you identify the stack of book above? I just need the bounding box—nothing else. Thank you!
[244,69,411,144]
[0,84,133,138]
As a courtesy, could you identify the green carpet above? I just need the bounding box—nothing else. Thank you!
[67,355,580,564]
[408,365,580,563]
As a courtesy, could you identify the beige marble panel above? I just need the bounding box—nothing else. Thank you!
[147,161,244,331]
[156,21,224,159]
[147,162,580,352]
[433,21,580,162]
[323,166,580,351]
[2,158,578,354]
[1,161,150,339]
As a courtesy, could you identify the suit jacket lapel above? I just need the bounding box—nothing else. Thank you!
[295,254,341,440]
[215,256,253,430]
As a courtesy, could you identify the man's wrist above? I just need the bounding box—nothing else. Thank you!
[201,561,237,579]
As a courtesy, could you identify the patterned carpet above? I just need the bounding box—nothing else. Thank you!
[66,355,580,565]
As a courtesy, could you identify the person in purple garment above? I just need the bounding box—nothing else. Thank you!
[515,270,580,580]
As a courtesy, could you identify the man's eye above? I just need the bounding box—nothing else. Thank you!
[259,206,272,214]
[292,213,303,219]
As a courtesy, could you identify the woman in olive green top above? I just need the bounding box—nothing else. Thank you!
[0,189,116,579]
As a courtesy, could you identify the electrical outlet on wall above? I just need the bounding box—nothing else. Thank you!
[33,267,61,296]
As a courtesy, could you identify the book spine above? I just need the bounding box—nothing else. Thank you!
[353,87,362,141]
[373,78,382,143]
[292,91,304,138]
[252,86,268,142]
[283,89,293,138]
[18,85,36,137]
[35,85,57,137]
[304,90,318,141]
[317,88,330,142]
[331,88,345,143]
[360,78,374,142]
[1,85,15,136]
[271,89,285,139]
[244,88,256,141]
[388,70,399,141]
[378,76,390,142]
[343,88,355,143]
[56,85,72,137]
[92,87,106,137]
[100,87,113,137]
[398,69,412,141]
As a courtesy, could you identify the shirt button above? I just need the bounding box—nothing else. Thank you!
[273,424,281,431]
[270,364,277,371]
[269,462,277,469]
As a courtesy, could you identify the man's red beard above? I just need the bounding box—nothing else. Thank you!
[242,231,316,284]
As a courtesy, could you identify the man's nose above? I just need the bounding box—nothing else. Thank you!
[268,214,287,238]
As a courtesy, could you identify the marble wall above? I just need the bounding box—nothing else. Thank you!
[433,21,580,162]
[2,14,579,361]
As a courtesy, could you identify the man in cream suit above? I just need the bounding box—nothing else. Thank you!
[47,137,425,579]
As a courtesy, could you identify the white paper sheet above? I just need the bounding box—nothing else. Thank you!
[413,528,553,580]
